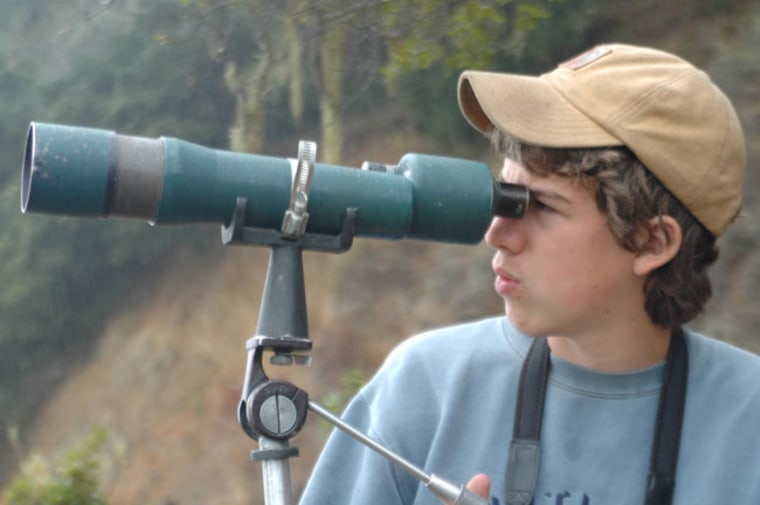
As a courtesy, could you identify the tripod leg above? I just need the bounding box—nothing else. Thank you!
[253,436,299,505]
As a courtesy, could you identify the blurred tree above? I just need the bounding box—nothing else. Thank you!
[172,0,560,162]
[390,0,593,145]
[380,0,553,88]
[175,0,292,153]
[0,0,232,462]
[42,2,232,142]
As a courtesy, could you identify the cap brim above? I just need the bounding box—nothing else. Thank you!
[458,70,622,148]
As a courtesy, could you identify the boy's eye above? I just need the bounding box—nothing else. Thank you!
[531,199,553,212]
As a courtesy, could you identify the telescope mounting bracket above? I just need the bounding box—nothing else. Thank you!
[221,197,357,253]
[224,197,358,441]
[219,137,358,505]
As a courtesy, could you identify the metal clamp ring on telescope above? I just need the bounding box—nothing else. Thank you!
[281,141,317,238]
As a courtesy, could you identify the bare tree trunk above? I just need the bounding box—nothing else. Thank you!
[319,18,348,163]
[224,56,272,154]
[285,5,305,127]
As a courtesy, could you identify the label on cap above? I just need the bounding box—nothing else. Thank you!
[559,45,612,70]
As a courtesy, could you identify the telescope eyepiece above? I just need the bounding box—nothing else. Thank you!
[493,181,529,219]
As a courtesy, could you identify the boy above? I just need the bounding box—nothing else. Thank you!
[299,44,760,504]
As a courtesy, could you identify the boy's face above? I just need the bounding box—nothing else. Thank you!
[485,159,646,340]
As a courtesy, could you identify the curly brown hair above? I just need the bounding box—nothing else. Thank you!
[489,129,718,328]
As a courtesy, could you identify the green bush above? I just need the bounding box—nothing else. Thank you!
[2,428,109,505]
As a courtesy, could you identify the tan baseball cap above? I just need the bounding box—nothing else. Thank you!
[458,44,746,237]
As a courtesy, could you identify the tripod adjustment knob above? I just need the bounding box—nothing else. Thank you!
[246,380,309,440]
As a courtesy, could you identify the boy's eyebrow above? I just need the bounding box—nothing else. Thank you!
[530,188,573,205]
[496,162,573,206]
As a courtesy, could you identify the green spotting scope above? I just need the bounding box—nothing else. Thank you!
[21,122,528,244]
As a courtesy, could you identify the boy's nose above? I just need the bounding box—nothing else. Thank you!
[484,215,527,254]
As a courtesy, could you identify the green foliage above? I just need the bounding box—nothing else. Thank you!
[2,428,109,505]
[172,0,307,152]
[0,0,231,429]
[381,0,555,88]
[0,65,42,188]
[320,369,367,417]
[390,0,598,144]
[39,1,233,144]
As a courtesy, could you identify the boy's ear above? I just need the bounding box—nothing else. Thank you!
[632,215,683,277]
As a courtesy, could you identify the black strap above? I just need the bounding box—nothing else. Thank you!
[506,337,550,505]
[505,330,688,505]
[645,328,688,505]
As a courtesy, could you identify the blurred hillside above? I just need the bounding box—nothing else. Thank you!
[2,1,759,504]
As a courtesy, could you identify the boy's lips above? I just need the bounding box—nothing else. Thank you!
[493,267,521,295]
